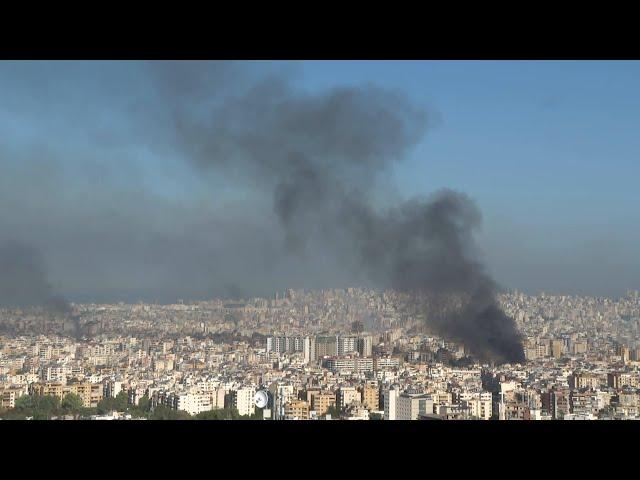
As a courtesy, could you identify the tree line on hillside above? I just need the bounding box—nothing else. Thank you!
[0,391,263,420]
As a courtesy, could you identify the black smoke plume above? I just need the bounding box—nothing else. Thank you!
[0,241,73,314]
[152,62,525,363]
[0,241,51,308]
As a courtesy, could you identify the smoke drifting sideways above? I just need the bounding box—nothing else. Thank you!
[0,241,76,326]
[151,62,525,364]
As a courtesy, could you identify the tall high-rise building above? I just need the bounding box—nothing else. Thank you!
[303,336,316,364]
[337,336,358,355]
[266,336,304,354]
[358,335,373,357]
[315,335,337,358]
[618,345,630,363]
[551,340,564,359]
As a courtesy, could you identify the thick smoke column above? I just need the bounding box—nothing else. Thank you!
[0,241,72,314]
[0,241,52,308]
[153,62,525,363]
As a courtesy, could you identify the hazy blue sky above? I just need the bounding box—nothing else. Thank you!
[1,61,639,300]
[294,61,640,296]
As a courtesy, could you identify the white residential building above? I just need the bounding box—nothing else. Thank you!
[383,386,399,420]
[396,393,434,420]
[230,387,255,417]
[176,393,213,416]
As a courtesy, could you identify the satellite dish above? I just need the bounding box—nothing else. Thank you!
[254,390,269,409]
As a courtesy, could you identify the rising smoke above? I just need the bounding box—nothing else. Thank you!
[0,241,72,313]
[151,62,525,363]
[0,62,524,362]
[0,241,80,339]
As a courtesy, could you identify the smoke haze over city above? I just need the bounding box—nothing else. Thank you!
[4,60,640,421]
[0,61,537,361]
[2,60,639,303]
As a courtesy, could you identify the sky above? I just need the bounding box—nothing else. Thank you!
[1,61,639,302]
[295,61,640,297]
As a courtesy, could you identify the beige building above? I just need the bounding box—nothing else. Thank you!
[315,336,337,358]
[572,341,588,355]
[361,383,380,411]
[569,373,604,390]
[29,381,103,408]
[210,388,226,409]
[284,400,309,420]
[551,340,564,359]
[337,386,360,408]
[459,392,493,420]
[1,386,28,409]
[536,343,549,358]
[609,372,640,389]
[618,345,630,363]
[309,391,336,415]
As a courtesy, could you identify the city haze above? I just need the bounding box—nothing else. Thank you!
[0,61,639,302]
[2,61,640,421]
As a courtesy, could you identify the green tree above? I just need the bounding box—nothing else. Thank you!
[96,391,128,415]
[244,408,264,420]
[193,408,241,420]
[14,395,35,411]
[137,395,150,411]
[324,405,341,419]
[79,407,98,419]
[0,403,28,420]
[115,390,129,411]
[61,393,85,417]
[96,396,117,415]
[39,395,61,414]
[127,394,151,419]
[14,395,60,419]
[149,405,192,420]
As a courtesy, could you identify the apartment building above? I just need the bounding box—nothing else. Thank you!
[396,393,434,420]
[284,400,309,420]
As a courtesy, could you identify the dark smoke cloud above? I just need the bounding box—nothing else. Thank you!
[0,61,524,362]
[151,62,524,363]
[0,241,71,313]
[0,241,51,308]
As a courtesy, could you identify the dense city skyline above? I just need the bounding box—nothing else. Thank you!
[3,288,640,420]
